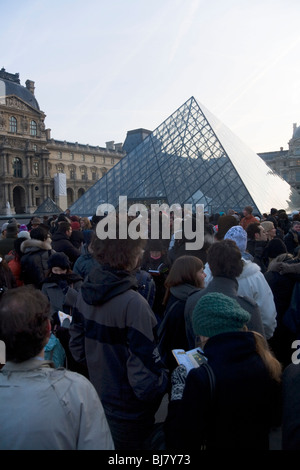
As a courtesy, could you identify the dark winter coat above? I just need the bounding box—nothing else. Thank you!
[20,238,55,288]
[69,264,169,422]
[41,272,83,316]
[158,284,200,371]
[51,232,80,265]
[284,229,299,255]
[165,331,282,450]
[184,276,265,349]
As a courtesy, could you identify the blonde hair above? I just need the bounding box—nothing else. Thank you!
[252,331,282,383]
[80,217,92,230]
[260,221,274,232]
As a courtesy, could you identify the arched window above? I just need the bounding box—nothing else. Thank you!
[13,157,22,177]
[30,120,37,136]
[9,116,17,133]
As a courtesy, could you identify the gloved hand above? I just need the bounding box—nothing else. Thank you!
[170,364,187,401]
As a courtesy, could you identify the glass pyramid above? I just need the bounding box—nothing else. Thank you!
[69,96,300,216]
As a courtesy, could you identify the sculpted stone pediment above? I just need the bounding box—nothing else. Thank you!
[3,95,41,115]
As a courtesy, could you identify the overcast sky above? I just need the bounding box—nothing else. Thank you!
[1,0,300,153]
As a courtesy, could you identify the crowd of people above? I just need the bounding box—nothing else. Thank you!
[0,204,300,450]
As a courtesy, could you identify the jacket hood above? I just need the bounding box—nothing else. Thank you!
[81,264,138,305]
[170,283,199,301]
[21,238,52,254]
[238,259,261,279]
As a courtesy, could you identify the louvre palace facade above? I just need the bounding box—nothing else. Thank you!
[0,68,125,215]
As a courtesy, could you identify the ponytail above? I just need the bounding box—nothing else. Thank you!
[252,331,282,383]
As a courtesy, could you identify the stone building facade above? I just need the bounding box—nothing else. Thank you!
[0,68,125,215]
[258,124,300,195]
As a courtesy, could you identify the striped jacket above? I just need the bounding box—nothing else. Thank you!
[69,264,169,421]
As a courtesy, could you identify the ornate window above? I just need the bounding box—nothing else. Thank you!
[80,166,87,180]
[57,164,64,173]
[30,120,37,136]
[13,157,22,177]
[70,168,76,180]
[9,116,17,133]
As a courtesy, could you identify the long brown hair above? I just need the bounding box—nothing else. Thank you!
[252,331,282,383]
[163,255,204,305]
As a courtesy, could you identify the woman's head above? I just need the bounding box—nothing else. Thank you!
[165,255,205,289]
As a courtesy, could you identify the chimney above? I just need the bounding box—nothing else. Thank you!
[106,141,115,151]
[25,79,35,95]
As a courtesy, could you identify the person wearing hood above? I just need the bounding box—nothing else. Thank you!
[203,226,277,340]
[69,216,169,451]
[20,226,55,289]
[157,255,206,371]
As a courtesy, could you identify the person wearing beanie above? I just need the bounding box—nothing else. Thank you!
[224,225,252,260]
[0,222,18,256]
[164,292,282,450]
[41,252,85,375]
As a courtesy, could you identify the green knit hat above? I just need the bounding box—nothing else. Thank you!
[192,292,251,338]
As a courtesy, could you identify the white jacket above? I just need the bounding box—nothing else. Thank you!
[204,259,277,340]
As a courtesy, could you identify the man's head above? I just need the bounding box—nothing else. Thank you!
[243,205,253,217]
[246,223,267,241]
[0,286,51,362]
[91,215,146,271]
[292,221,300,233]
[207,239,243,279]
[57,221,72,237]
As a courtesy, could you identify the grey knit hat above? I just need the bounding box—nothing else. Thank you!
[192,292,250,338]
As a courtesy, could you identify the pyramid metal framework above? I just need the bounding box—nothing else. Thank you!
[69,97,300,216]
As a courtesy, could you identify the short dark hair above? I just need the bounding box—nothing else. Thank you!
[207,239,243,279]
[30,226,48,241]
[246,223,261,240]
[57,221,71,234]
[0,286,51,362]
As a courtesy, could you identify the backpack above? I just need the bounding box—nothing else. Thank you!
[44,333,66,368]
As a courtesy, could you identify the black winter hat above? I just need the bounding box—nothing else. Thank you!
[48,252,70,269]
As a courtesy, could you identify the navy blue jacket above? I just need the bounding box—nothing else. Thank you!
[164,331,281,450]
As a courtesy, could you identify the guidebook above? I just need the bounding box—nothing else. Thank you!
[172,347,207,372]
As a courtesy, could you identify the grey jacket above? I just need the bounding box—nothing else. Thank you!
[184,276,265,349]
[0,358,114,450]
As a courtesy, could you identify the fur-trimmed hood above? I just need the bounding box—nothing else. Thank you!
[21,238,52,254]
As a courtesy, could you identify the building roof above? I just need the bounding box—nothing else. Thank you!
[0,68,40,111]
